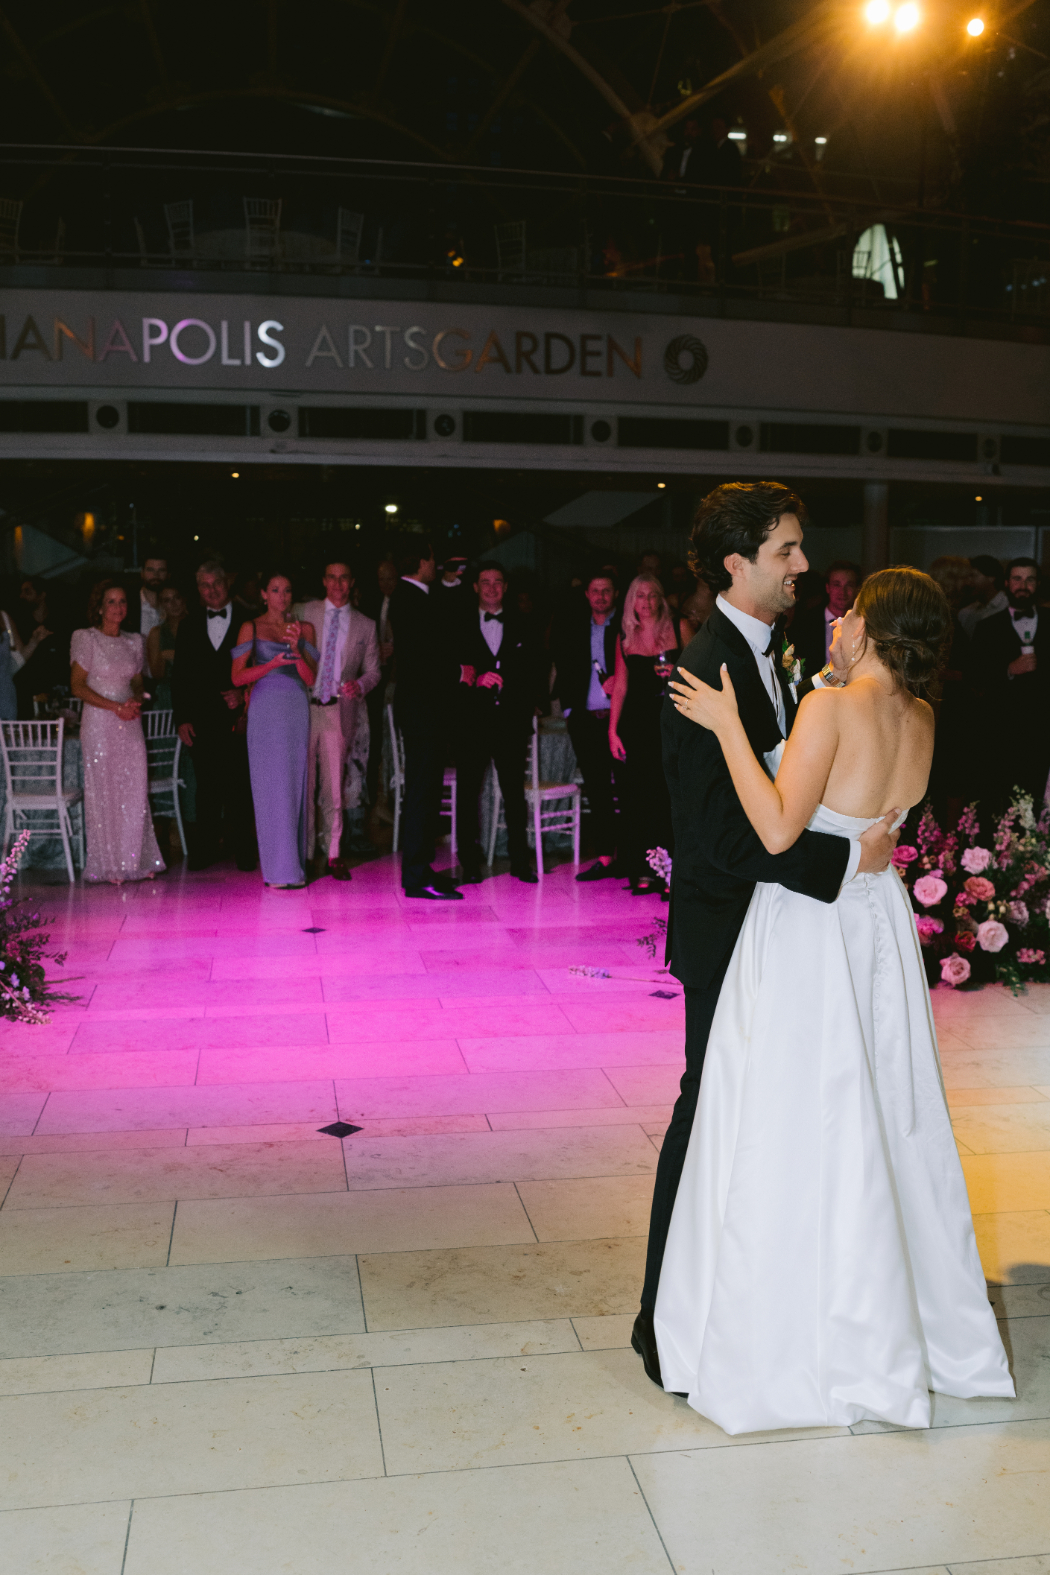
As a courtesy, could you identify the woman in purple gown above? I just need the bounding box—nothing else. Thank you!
[231,573,317,889]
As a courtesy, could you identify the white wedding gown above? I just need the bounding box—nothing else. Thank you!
[654,797,1014,1435]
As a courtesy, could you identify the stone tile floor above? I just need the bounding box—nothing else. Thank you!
[0,856,1048,1575]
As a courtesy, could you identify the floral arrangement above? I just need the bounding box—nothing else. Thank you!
[781,636,804,689]
[0,832,75,1023]
[895,791,1050,992]
[637,847,672,959]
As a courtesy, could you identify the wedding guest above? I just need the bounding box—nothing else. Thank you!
[455,563,547,883]
[70,580,166,884]
[959,554,1007,638]
[927,556,976,814]
[389,535,462,900]
[609,574,677,894]
[147,583,190,710]
[0,582,51,719]
[363,556,397,813]
[12,576,46,645]
[126,556,168,640]
[231,573,317,889]
[677,578,715,644]
[552,572,621,881]
[12,578,57,716]
[172,561,257,872]
[300,560,381,879]
[970,557,1050,810]
[792,560,862,679]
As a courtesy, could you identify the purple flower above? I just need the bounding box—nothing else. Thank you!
[1007,900,1030,926]
[1018,948,1045,965]
[976,919,1009,953]
[961,846,993,874]
[913,875,948,908]
[940,953,972,986]
[915,915,944,944]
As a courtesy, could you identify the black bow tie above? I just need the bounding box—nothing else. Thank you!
[207,608,229,619]
[484,612,503,623]
[764,637,775,657]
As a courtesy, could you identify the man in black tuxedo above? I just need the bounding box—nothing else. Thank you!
[172,560,257,871]
[454,563,547,884]
[632,482,900,1387]
[791,559,862,681]
[969,556,1050,811]
[551,573,621,881]
[389,536,462,901]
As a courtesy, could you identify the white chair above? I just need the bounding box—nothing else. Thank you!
[0,720,84,882]
[143,709,187,856]
[336,208,364,265]
[164,199,194,260]
[244,197,282,265]
[495,219,526,280]
[486,716,581,878]
[387,705,457,863]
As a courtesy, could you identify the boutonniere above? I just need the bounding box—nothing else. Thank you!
[781,637,804,690]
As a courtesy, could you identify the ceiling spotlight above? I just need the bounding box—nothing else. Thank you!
[231,471,239,478]
[384,503,398,514]
[815,136,828,145]
[975,495,983,501]
[966,15,984,32]
[894,3,920,30]
[193,534,199,541]
[773,132,788,143]
[865,0,891,22]
[657,482,667,489]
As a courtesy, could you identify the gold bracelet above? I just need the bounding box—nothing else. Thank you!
[819,664,843,687]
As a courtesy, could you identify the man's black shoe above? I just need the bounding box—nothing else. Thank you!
[631,1309,664,1388]
[459,868,485,885]
[576,860,616,883]
[431,871,461,893]
[404,884,464,901]
[187,853,216,872]
[511,865,539,884]
[236,856,258,873]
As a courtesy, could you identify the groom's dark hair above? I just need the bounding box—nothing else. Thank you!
[689,482,807,593]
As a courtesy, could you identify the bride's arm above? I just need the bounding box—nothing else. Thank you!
[669,665,839,854]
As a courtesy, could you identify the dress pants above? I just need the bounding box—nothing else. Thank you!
[640,953,732,1312]
[191,723,256,865]
[456,721,530,873]
[306,703,345,862]
[567,707,618,857]
[395,697,445,890]
[365,665,392,807]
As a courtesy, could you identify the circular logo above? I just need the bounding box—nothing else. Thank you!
[663,335,708,385]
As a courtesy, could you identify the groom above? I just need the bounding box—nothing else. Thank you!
[632,481,900,1387]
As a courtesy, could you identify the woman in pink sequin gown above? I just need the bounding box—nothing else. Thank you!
[70,581,166,884]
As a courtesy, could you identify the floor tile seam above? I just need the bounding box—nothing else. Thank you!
[943,1558,1050,1574]
[511,1183,540,1244]
[164,1203,177,1267]
[625,1455,677,1574]
[0,1155,24,1211]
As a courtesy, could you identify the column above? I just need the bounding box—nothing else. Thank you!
[862,482,889,576]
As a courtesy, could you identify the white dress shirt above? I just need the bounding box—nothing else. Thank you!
[716,596,861,886]
[312,600,350,700]
[401,576,429,595]
[958,589,1008,639]
[479,608,504,657]
[206,602,232,651]
[1009,605,1038,648]
[378,593,392,648]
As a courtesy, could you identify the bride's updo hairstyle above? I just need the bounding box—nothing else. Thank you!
[853,566,951,696]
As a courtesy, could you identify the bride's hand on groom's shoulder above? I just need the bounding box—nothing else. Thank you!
[669,663,738,732]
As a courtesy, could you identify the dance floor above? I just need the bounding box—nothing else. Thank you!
[1,857,1049,1575]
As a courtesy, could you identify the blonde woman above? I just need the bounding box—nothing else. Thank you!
[609,573,678,893]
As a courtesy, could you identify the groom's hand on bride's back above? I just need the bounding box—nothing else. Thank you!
[856,809,901,875]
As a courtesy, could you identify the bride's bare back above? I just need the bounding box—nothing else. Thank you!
[813,678,934,820]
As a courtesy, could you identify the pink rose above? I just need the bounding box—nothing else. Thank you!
[1007,900,1030,926]
[1018,948,1045,965]
[892,845,919,869]
[913,875,948,908]
[953,930,977,952]
[961,847,992,874]
[915,915,944,943]
[964,877,996,902]
[941,953,972,986]
[976,919,1009,953]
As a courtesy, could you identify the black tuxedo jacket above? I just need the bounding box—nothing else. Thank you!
[969,606,1050,700]
[171,603,250,736]
[457,611,547,733]
[664,603,851,990]
[790,605,831,682]
[552,611,621,716]
[389,578,458,716]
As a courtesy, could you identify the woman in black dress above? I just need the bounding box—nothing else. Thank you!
[609,573,677,894]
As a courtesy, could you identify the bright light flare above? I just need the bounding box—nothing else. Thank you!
[894,3,920,30]
[966,15,984,33]
[865,0,890,22]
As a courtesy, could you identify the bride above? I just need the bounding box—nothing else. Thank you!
[656,565,1013,1434]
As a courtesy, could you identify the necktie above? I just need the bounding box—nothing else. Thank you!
[318,606,343,703]
[207,608,228,620]
[484,612,503,623]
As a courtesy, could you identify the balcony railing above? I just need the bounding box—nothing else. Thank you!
[0,145,1047,333]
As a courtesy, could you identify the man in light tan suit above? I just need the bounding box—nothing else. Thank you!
[300,562,381,880]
